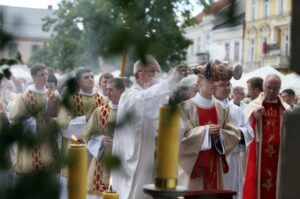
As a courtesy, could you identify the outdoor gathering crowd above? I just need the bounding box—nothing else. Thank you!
[1,55,299,199]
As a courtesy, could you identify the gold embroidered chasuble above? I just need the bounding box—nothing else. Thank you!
[10,88,60,173]
[178,99,241,189]
[82,104,117,196]
[57,92,108,155]
[243,92,291,199]
[57,92,108,129]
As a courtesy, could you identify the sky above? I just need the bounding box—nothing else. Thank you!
[0,0,60,9]
[0,0,202,15]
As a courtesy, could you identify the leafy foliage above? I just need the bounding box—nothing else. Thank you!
[30,0,199,72]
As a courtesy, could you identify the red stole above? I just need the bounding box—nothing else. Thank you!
[244,102,281,199]
[191,106,227,189]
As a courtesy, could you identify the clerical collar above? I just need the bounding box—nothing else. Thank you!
[191,92,213,108]
[98,89,105,96]
[79,89,96,96]
[25,84,48,95]
[213,96,229,106]
[109,101,118,110]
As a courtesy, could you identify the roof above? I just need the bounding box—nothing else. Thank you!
[0,5,55,39]
[212,13,244,30]
[195,0,232,22]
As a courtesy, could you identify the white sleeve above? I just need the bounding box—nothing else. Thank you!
[239,114,255,150]
[200,125,211,151]
[86,135,105,158]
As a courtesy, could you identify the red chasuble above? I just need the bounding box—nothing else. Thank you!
[191,105,228,189]
[244,102,281,199]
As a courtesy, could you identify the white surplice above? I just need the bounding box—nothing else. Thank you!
[111,80,172,199]
[214,97,254,199]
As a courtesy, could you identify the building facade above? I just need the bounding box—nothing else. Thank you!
[184,15,215,66]
[184,0,245,67]
[0,6,54,63]
[243,0,291,72]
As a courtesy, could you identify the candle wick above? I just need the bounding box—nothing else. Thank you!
[108,184,112,192]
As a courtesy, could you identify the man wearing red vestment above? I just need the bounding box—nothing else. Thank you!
[178,61,241,190]
[243,74,291,199]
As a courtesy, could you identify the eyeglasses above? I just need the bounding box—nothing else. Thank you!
[137,69,160,74]
[215,83,232,88]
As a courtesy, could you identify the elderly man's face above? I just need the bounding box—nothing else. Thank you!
[264,77,281,102]
[136,63,160,88]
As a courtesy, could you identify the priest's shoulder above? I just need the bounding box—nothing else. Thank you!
[93,104,110,114]
[178,99,197,110]
[214,100,229,114]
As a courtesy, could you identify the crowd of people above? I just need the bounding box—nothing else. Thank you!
[1,56,299,199]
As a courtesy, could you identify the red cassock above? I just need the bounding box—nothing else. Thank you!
[243,102,281,199]
[191,106,228,189]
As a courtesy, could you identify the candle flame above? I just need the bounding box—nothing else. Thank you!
[109,177,112,185]
[71,134,78,142]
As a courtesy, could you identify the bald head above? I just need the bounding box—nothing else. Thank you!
[133,55,160,75]
[265,74,281,85]
[133,55,161,89]
[263,74,281,102]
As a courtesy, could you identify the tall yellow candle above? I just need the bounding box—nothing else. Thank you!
[68,136,87,199]
[155,105,180,189]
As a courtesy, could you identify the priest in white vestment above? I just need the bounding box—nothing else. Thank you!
[213,80,254,199]
[111,55,187,199]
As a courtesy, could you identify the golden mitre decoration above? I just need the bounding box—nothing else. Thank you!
[192,59,243,81]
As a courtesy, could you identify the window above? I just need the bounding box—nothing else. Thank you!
[278,0,285,15]
[197,37,201,53]
[249,39,255,62]
[234,42,240,61]
[225,43,230,61]
[284,33,289,56]
[190,40,194,56]
[251,0,256,21]
[263,0,270,18]
[8,43,18,57]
